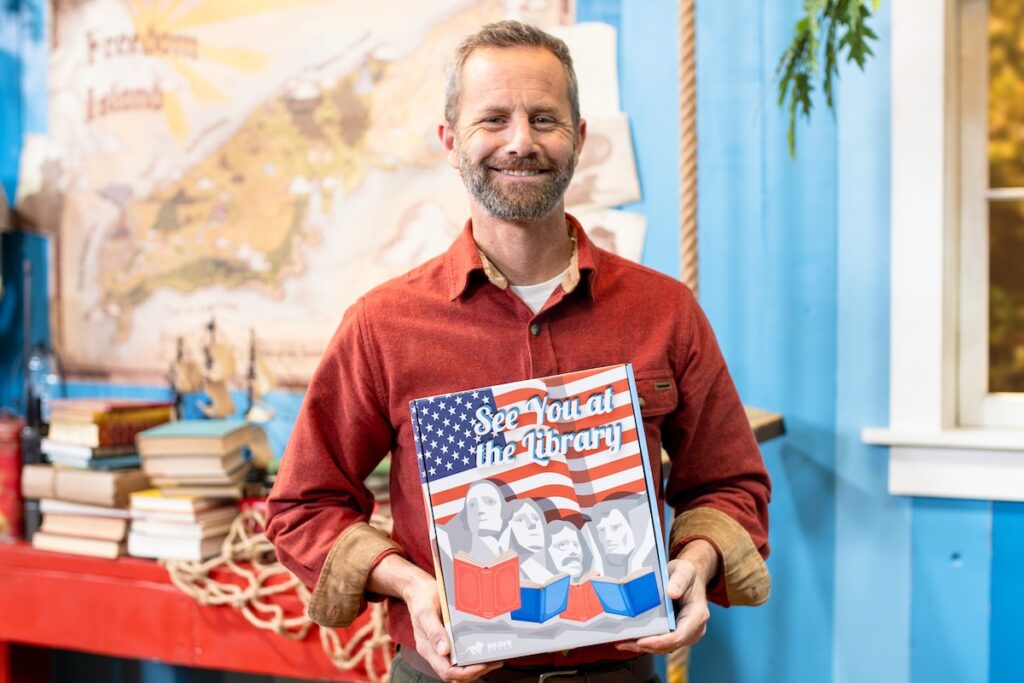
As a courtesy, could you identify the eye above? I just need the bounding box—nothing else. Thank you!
[532,116,556,128]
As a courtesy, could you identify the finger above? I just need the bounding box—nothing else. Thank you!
[614,641,647,654]
[670,603,710,648]
[442,662,504,683]
[411,605,451,657]
[666,559,696,601]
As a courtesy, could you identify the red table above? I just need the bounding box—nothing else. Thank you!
[0,542,388,682]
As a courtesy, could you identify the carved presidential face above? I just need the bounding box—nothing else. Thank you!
[596,508,636,558]
[466,481,504,534]
[509,500,545,553]
[548,523,583,579]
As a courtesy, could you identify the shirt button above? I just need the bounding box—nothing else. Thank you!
[529,323,541,336]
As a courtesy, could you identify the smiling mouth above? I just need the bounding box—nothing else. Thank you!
[492,168,546,177]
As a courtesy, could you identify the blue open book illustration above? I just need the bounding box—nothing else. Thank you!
[511,573,570,623]
[592,568,662,617]
[411,364,677,665]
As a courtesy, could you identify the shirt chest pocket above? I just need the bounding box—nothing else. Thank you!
[634,371,678,419]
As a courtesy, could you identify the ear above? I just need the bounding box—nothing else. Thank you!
[573,118,588,165]
[438,121,460,170]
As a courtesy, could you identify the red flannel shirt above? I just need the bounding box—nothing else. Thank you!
[267,215,770,666]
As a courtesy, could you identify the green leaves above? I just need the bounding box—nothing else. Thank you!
[776,0,880,157]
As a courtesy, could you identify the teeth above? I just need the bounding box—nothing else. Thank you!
[500,170,541,176]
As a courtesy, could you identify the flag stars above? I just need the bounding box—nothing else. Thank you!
[429,466,436,476]
[441,445,449,454]
[443,418,451,427]
[445,461,454,470]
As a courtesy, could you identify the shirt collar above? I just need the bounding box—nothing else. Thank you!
[446,213,599,302]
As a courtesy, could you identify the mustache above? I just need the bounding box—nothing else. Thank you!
[487,157,550,172]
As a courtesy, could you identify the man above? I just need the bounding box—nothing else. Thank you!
[591,500,655,581]
[547,520,585,581]
[457,479,509,561]
[267,20,771,683]
[595,508,636,574]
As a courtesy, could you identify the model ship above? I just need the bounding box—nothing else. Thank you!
[169,317,276,423]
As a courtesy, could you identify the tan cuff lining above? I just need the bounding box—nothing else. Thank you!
[671,507,771,606]
[307,522,404,627]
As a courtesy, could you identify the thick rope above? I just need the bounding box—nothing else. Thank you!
[671,4,697,681]
[679,0,699,297]
[164,509,394,682]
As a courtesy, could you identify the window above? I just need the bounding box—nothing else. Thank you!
[863,0,1024,501]
[959,0,1024,426]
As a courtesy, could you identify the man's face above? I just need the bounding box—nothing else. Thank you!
[442,46,586,222]
[509,502,544,552]
[548,524,583,579]
[596,508,636,557]
[466,482,503,534]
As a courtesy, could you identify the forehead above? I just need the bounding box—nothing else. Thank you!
[457,46,570,113]
[598,509,626,524]
[468,482,499,497]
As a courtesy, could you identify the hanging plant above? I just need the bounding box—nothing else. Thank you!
[776,0,881,157]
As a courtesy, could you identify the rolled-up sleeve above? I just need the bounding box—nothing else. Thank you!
[663,293,772,607]
[266,298,404,626]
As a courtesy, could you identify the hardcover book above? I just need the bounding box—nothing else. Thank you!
[410,364,675,665]
[136,419,255,457]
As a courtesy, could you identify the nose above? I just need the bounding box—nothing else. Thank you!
[503,114,537,157]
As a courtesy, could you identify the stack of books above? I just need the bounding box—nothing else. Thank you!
[42,398,174,469]
[21,463,150,558]
[136,419,256,499]
[127,488,238,561]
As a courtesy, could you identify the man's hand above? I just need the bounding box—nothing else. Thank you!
[615,539,718,655]
[369,555,502,682]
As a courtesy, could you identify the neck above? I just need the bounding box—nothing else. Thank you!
[470,205,573,286]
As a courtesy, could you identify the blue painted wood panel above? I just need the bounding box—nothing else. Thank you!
[911,498,991,683]
[691,1,838,682]
[988,501,1024,683]
[617,0,679,278]
[831,3,912,682]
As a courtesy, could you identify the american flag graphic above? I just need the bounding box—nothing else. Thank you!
[411,364,652,527]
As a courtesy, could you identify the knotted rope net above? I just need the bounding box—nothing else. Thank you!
[163,508,395,682]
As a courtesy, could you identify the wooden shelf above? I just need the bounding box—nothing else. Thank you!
[744,406,785,444]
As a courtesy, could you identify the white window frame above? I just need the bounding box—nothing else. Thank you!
[958,0,1024,426]
[862,0,1024,501]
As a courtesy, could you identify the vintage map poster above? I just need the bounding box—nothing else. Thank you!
[17,1,649,385]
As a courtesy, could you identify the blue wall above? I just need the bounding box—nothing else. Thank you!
[693,2,837,681]
[5,1,1024,682]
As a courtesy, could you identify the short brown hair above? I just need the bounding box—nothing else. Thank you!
[445,20,580,128]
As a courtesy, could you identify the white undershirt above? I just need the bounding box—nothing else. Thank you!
[510,268,569,314]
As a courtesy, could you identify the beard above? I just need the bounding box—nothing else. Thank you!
[459,148,577,222]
